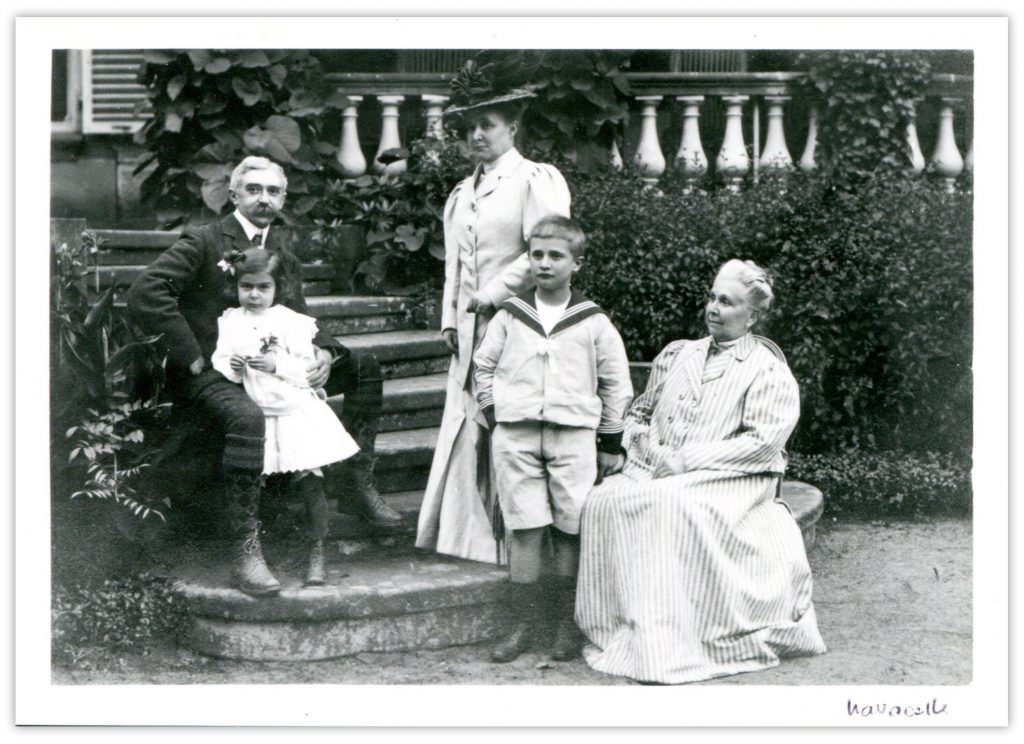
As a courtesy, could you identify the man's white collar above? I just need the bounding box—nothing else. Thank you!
[233,210,268,245]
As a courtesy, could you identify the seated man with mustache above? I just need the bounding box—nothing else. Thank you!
[127,156,400,596]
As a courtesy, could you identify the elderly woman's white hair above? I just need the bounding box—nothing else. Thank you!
[717,258,774,313]
[229,156,288,193]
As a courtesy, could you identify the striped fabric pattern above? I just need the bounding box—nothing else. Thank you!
[575,333,827,684]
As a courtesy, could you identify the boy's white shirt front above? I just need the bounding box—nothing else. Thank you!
[535,294,571,335]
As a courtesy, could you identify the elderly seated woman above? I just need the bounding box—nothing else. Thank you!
[575,259,827,685]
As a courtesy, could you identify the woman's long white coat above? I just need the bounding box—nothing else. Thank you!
[415,149,571,563]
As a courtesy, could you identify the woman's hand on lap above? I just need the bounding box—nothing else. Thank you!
[598,451,626,479]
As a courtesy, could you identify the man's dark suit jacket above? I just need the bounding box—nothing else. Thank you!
[126,215,340,379]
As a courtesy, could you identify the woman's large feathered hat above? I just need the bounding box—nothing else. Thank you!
[444,59,537,116]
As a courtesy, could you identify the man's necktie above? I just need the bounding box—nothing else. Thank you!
[251,231,263,248]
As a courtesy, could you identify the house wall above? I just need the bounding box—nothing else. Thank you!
[51,137,155,229]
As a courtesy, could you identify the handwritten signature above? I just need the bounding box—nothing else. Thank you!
[848,698,948,718]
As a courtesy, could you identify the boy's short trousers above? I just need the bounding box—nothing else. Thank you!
[490,421,598,535]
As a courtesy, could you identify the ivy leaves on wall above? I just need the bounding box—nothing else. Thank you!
[134,49,340,227]
[794,51,933,188]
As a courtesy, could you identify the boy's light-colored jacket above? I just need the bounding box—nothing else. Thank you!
[474,289,633,450]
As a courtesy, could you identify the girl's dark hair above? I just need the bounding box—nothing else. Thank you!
[222,248,295,306]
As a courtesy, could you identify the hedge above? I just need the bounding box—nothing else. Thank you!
[568,166,972,456]
[788,450,971,518]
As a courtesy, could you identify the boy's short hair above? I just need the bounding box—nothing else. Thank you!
[528,215,587,258]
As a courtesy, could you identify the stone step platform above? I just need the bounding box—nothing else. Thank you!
[334,329,450,379]
[168,482,824,661]
[306,295,419,336]
[325,374,446,434]
[373,426,440,492]
[377,373,446,432]
[174,551,512,661]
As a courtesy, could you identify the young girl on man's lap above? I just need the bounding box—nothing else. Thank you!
[212,248,358,586]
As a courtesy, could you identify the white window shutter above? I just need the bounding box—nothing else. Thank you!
[82,49,151,134]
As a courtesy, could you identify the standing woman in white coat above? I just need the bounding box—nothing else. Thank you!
[416,65,572,563]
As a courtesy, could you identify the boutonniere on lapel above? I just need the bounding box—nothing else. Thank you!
[218,248,245,275]
[259,334,280,355]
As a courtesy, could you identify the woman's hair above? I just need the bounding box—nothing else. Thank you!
[222,248,295,306]
[529,215,587,258]
[717,258,774,313]
[230,156,288,193]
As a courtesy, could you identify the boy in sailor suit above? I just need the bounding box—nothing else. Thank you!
[473,215,633,664]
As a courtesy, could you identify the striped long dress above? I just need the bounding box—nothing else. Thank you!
[575,333,827,684]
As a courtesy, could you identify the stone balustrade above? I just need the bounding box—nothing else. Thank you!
[324,70,973,190]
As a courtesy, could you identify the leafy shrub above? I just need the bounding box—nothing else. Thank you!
[570,166,972,455]
[52,573,191,670]
[311,135,471,290]
[135,49,346,227]
[788,450,971,518]
[51,232,172,523]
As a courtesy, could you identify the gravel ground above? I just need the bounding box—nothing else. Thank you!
[53,516,972,686]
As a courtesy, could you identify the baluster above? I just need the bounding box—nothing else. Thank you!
[905,100,926,175]
[759,95,793,170]
[633,96,666,185]
[336,95,367,179]
[422,94,449,139]
[674,95,707,192]
[799,107,818,173]
[964,136,974,172]
[373,95,406,176]
[930,97,963,192]
[716,95,750,193]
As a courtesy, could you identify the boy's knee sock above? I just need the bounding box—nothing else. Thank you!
[509,528,546,583]
[551,527,580,578]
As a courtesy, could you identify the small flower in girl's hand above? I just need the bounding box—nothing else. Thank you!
[259,334,279,355]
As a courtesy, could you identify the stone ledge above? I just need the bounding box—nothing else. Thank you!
[171,481,823,660]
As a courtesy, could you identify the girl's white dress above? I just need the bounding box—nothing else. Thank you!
[212,304,359,475]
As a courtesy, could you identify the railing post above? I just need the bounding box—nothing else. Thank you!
[930,97,963,192]
[337,95,367,179]
[422,94,449,139]
[716,95,750,193]
[674,95,707,192]
[964,135,974,173]
[373,95,407,176]
[633,95,666,185]
[799,107,818,173]
[759,95,793,171]
[905,100,926,175]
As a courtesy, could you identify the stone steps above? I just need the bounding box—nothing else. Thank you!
[172,481,824,661]
[307,295,417,336]
[334,329,450,380]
